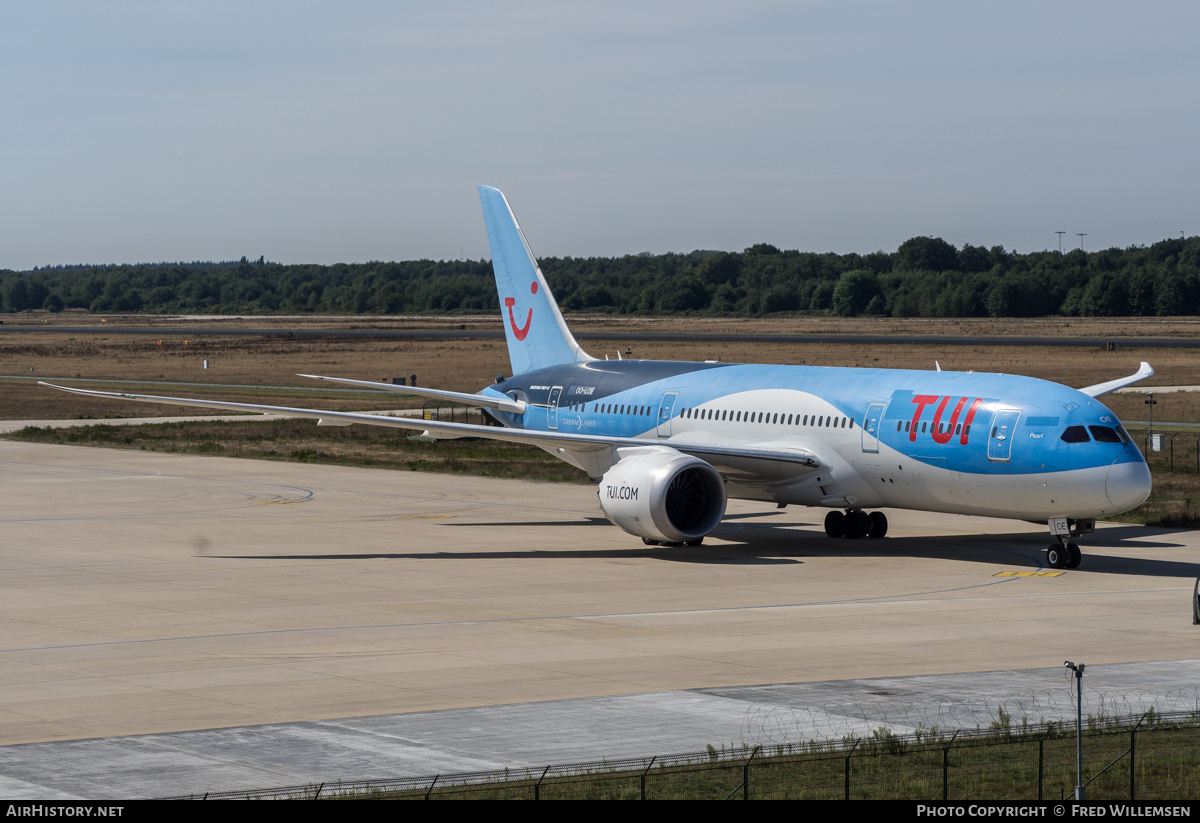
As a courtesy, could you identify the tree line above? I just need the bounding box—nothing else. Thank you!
[4,235,1200,318]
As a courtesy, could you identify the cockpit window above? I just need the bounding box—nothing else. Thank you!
[1061,426,1090,443]
[1088,425,1123,444]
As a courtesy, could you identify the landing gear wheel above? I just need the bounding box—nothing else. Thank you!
[824,510,845,538]
[843,510,869,540]
[642,538,660,546]
[867,511,889,539]
[1046,544,1066,569]
[1065,542,1081,569]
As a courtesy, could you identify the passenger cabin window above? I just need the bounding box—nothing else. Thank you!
[1061,426,1090,443]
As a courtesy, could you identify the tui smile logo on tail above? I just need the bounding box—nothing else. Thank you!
[504,281,538,341]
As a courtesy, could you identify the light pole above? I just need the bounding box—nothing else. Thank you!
[1056,231,1066,254]
[1065,661,1086,801]
[1077,233,1087,250]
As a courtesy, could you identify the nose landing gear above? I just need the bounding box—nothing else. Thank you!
[1046,539,1081,569]
[1046,517,1091,569]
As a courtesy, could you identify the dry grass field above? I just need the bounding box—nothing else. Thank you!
[14,309,1200,339]
[3,313,1199,422]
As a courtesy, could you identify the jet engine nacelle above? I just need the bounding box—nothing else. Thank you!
[598,450,727,544]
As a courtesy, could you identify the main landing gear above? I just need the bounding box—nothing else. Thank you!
[824,509,888,540]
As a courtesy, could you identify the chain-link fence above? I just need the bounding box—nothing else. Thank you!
[418,401,501,426]
[1122,427,1200,524]
[1128,427,1200,474]
[165,709,1200,800]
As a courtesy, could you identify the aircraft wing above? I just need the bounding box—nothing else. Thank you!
[296,374,527,414]
[37,383,822,475]
[1079,361,1154,398]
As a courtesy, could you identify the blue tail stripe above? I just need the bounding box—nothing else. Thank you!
[478,186,590,375]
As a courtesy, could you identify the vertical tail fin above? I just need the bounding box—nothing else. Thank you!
[478,185,592,375]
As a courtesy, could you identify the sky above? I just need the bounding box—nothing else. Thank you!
[1,1,1197,269]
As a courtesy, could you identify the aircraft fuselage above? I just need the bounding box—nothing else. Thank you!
[483,359,1151,522]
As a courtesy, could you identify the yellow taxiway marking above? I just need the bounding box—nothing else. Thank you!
[994,571,1065,577]
[401,514,455,520]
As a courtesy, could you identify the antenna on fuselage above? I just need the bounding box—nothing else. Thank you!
[935,361,942,372]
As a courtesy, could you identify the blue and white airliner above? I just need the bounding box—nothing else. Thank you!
[44,186,1154,569]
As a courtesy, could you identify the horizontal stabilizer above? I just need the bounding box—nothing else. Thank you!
[297,374,527,414]
[1080,362,1155,398]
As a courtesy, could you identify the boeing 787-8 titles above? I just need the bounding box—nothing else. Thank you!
[45,186,1154,568]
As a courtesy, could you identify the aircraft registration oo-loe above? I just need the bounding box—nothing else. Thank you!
[45,186,1155,569]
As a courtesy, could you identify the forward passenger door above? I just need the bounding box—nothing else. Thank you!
[987,409,1021,462]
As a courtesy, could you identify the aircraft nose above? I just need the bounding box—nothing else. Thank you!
[1106,458,1152,512]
